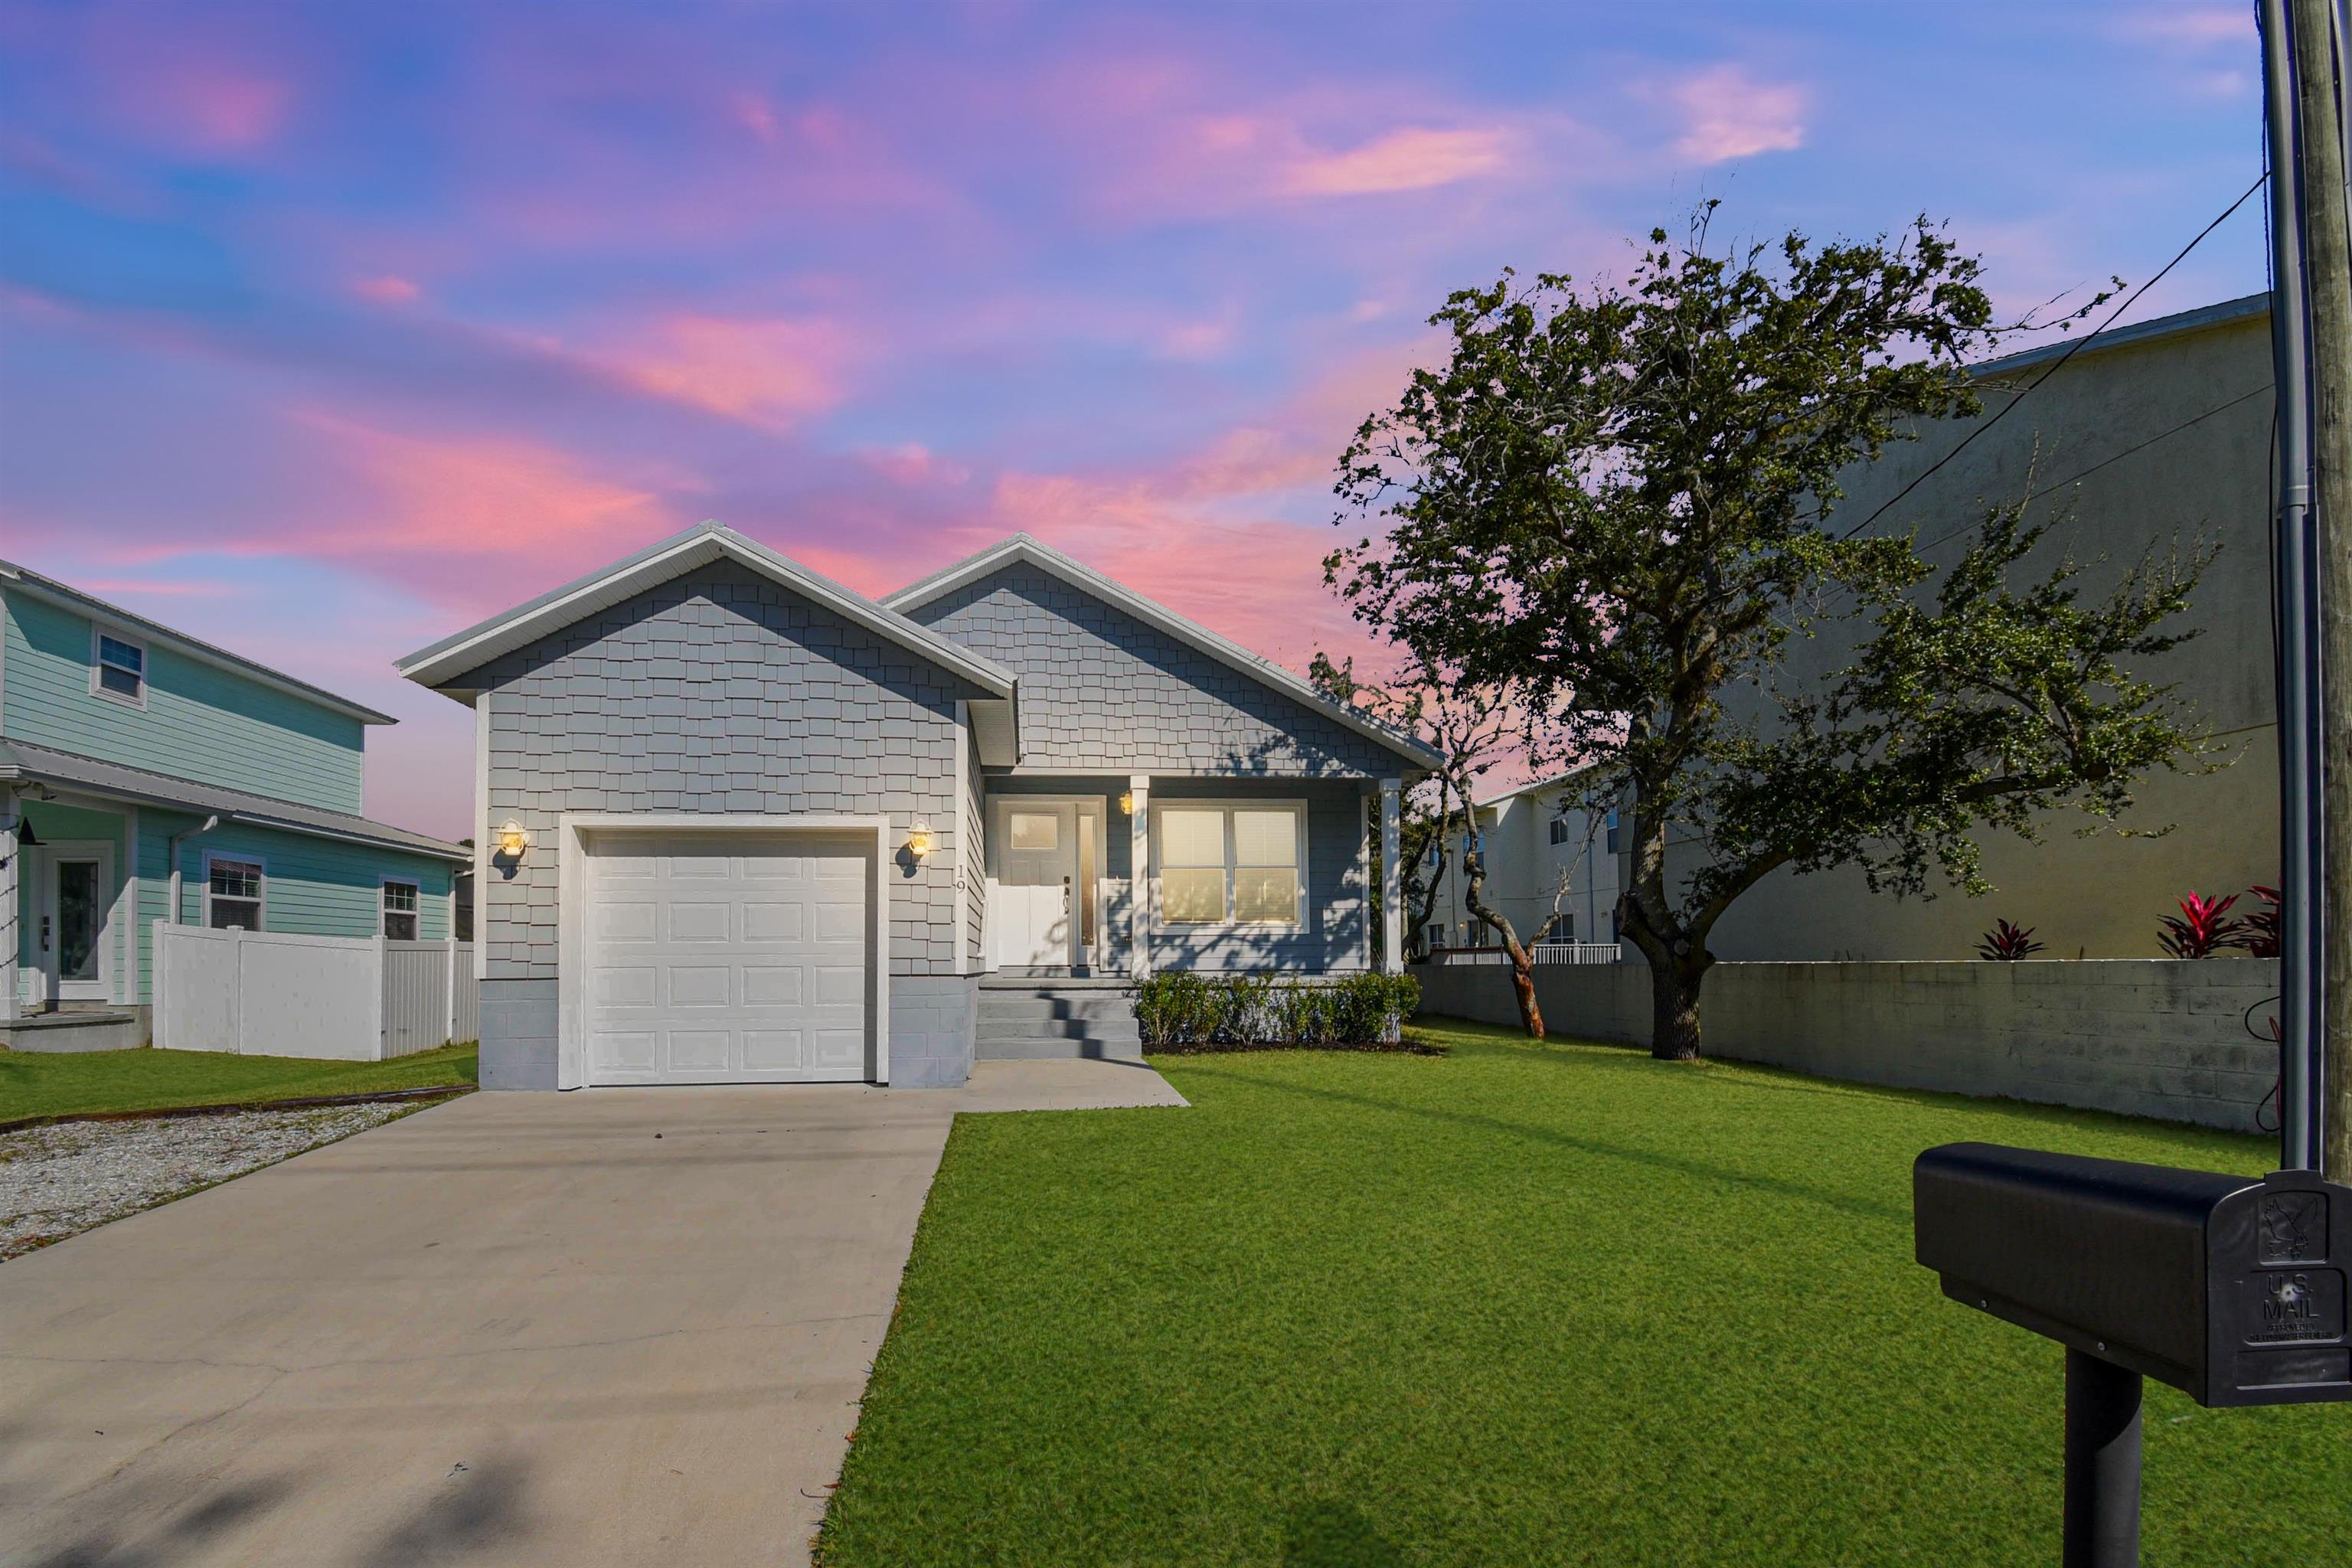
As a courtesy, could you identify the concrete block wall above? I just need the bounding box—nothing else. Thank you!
[1413,958,2285,1133]
[889,975,979,1088]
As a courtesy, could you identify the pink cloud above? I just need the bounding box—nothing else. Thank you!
[1281,126,1516,196]
[292,411,675,569]
[350,275,422,305]
[1669,66,1808,164]
[600,314,853,429]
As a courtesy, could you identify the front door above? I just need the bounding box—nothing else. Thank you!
[991,804,1076,970]
[36,842,114,1005]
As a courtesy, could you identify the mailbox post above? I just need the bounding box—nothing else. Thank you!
[1916,1144,2352,1566]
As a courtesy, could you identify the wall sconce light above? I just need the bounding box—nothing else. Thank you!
[494,819,533,858]
[1117,790,1135,815]
[906,819,935,860]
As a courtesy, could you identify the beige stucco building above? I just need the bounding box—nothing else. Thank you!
[1693,294,2280,962]
[1426,769,1626,953]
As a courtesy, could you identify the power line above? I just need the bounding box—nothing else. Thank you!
[1838,172,2269,542]
[1908,382,2269,558]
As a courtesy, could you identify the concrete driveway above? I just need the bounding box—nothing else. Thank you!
[0,1060,1184,1567]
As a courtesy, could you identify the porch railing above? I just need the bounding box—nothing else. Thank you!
[1426,942,1623,967]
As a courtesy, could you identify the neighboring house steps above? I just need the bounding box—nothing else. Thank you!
[974,976,1143,1062]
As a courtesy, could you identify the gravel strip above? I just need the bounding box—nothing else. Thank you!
[0,1102,417,1262]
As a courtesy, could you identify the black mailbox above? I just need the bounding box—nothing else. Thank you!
[1916,1142,2352,1408]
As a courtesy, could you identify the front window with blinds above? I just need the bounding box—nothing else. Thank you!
[1157,804,1303,926]
[382,880,420,940]
[206,858,263,929]
[94,629,146,707]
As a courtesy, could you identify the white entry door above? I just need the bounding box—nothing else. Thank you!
[583,830,872,1086]
[35,841,114,1005]
[991,804,1076,969]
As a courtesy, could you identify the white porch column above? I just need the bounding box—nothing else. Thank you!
[1379,778,1403,972]
[0,791,18,1023]
[1128,774,1152,978]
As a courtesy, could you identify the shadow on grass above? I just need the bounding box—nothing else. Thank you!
[1282,1499,1406,1568]
[1174,1056,1907,1223]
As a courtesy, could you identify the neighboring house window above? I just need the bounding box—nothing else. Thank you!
[1158,804,1303,926]
[1548,815,1571,846]
[382,879,420,941]
[206,857,263,929]
[1603,810,1622,855]
[93,628,148,707]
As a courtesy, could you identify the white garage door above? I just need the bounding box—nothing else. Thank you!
[584,831,873,1086]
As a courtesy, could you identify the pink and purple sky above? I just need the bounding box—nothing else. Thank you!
[0,0,2272,841]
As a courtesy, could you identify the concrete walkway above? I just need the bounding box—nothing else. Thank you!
[0,1060,1186,1567]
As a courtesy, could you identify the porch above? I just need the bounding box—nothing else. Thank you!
[977,773,1406,980]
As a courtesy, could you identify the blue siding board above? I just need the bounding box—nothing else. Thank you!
[3,590,367,812]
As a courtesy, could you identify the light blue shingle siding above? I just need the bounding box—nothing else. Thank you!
[444,560,991,983]
[2,590,368,812]
[904,563,1401,778]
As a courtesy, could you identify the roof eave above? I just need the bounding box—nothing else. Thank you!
[395,522,1017,700]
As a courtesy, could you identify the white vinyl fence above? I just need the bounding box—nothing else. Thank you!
[154,922,479,1060]
[1428,942,1623,966]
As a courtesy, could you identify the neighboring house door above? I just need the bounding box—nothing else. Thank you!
[582,829,872,1086]
[33,841,115,1007]
[991,803,1077,970]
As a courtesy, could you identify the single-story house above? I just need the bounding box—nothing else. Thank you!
[0,557,469,1050]
[396,523,1435,1089]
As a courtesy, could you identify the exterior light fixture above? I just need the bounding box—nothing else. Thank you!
[494,820,532,858]
[906,819,935,860]
[1117,790,1135,815]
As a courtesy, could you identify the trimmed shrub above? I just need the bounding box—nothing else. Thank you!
[1134,972,1421,1051]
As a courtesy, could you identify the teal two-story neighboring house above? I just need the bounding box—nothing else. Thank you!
[1,557,467,1048]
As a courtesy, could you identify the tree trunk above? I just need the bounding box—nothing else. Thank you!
[1649,953,1704,1061]
[1507,939,1546,1038]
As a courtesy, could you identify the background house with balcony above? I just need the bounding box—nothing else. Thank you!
[0,558,468,1050]
[1425,769,1625,962]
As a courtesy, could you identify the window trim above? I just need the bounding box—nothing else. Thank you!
[381,875,422,941]
[203,851,266,930]
[1150,798,1308,930]
[90,623,149,710]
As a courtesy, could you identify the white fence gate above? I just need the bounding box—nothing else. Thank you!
[154,923,479,1060]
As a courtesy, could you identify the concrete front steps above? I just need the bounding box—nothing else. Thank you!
[975,976,1143,1062]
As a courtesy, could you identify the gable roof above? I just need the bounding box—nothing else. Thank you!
[394,521,1018,701]
[882,533,1441,770]
[0,557,397,726]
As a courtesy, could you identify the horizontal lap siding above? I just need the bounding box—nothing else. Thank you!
[132,808,452,1004]
[905,564,1400,777]
[446,560,988,982]
[3,590,368,814]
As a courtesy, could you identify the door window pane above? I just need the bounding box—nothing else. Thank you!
[57,861,99,980]
[1008,812,1059,851]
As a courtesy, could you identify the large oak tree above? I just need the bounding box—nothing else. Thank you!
[1327,213,2214,1060]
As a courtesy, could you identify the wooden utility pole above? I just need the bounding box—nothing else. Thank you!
[2287,0,2352,1181]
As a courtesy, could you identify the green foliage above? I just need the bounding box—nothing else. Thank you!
[1325,207,2203,1054]
[1132,972,1419,1049]
[0,1042,478,1123]
[819,1023,2332,1567]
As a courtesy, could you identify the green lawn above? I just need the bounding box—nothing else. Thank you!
[818,1021,2350,1567]
[0,1042,476,1122]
